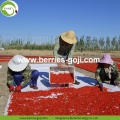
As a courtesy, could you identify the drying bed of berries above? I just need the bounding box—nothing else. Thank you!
[74,63,98,73]
[7,86,120,115]
[112,58,120,63]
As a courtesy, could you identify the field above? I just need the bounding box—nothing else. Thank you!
[0,50,120,115]
[1,49,120,57]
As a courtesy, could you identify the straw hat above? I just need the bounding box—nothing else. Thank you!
[61,30,77,44]
[99,53,113,65]
[8,55,29,72]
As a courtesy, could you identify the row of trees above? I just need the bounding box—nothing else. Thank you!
[0,35,120,51]
[76,36,120,51]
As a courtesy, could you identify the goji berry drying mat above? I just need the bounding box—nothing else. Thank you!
[74,63,120,73]
[4,64,120,115]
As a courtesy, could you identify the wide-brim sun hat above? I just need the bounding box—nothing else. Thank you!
[61,30,77,44]
[8,55,29,72]
[99,53,113,65]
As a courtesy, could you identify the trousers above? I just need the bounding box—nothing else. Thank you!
[99,68,117,85]
[13,70,39,87]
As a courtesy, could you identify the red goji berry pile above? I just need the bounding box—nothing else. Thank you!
[116,64,120,70]
[50,73,74,83]
[75,63,120,73]
[7,86,120,115]
[74,63,98,73]
[112,58,120,63]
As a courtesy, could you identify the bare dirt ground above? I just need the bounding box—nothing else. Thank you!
[0,50,120,115]
[0,62,9,115]
[1,49,120,58]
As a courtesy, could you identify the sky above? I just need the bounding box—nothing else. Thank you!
[0,0,120,43]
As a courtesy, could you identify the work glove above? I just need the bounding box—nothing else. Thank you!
[9,85,14,92]
[15,85,22,92]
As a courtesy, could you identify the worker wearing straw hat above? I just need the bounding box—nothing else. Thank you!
[95,53,120,88]
[7,55,39,92]
[53,30,80,85]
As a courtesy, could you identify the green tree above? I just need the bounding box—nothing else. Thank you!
[92,37,98,51]
[118,36,120,50]
[111,37,117,51]
[99,37,105,51]
[106,37,110,51]
[79,35,85,51]
[85,36,91,51]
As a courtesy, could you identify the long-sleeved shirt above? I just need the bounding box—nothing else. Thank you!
[53,36,76,60]
[95,62,120,82]
[7,64,32,87]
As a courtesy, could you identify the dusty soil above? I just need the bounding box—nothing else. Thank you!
[0,62,9,115]
[0,50,120,115]
[1,49,120,58]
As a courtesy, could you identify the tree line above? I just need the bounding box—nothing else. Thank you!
[0,35,120,51]
[76,36,120,51]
